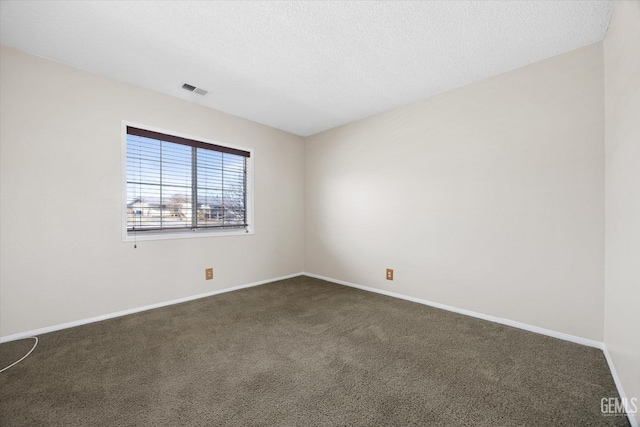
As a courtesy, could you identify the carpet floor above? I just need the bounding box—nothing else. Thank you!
[0,276,629,426]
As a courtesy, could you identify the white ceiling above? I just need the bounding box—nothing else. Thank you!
[0,1,614,137]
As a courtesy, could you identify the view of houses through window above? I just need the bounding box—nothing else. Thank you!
[126,129,248,233]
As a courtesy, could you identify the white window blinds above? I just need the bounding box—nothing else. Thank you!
[126,126,250,233]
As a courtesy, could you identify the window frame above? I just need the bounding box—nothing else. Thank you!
[121,121,254,242]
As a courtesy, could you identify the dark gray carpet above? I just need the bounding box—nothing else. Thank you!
[0,276,629,426]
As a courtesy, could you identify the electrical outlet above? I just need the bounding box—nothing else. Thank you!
[386,269,393,280]
[205,268,213,280]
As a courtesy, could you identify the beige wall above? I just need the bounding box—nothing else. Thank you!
[305,43,605,341]
[0,45,305,337]
[604,0,640,419]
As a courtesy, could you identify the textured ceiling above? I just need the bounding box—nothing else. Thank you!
[0,1,614,136]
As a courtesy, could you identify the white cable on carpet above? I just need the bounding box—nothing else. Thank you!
[0,337,38,373]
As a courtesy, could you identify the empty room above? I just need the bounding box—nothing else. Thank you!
[0,1,638,426]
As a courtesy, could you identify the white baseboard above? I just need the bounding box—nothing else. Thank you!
[0,272,304,344]
[602,345,639,427]
[303,272,603,348]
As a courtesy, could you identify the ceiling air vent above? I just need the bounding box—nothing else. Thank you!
[182,83,208,96]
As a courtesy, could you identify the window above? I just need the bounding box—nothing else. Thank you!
[122,124,253,240]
